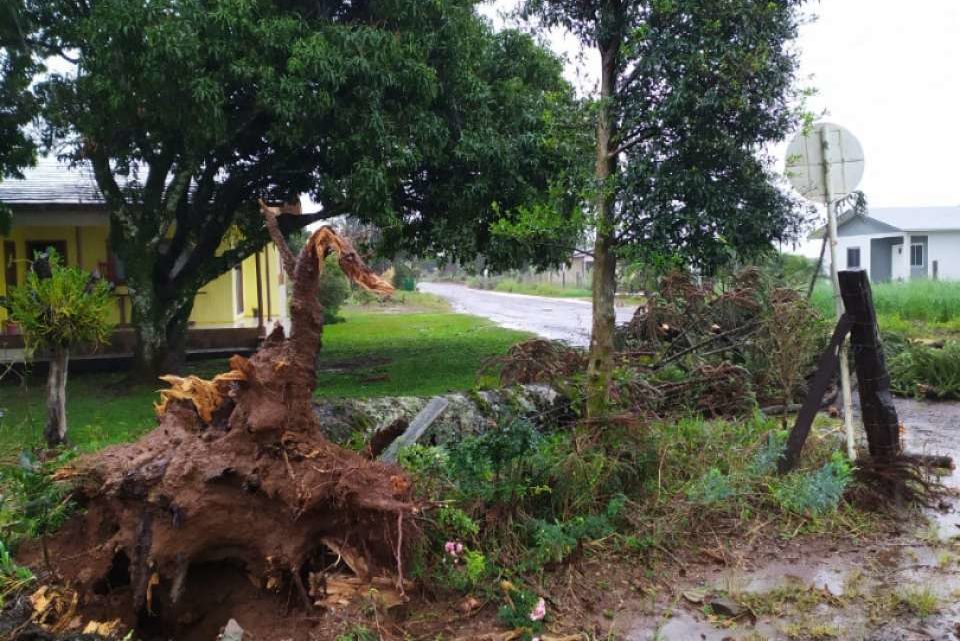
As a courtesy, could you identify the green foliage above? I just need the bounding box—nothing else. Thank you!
[319,255,351,324]
[6,251,113,356]
[516,0,809,271]
[399,416,634,603]
[0,450,76,548]
[889,341,960,399]
[391,262,418,292]
[0,540,34,606]
[686,467,734,505]
[22,0,582,372]
[771,453,852,517]
[497,587,545,640]
[812,280,960,326]
[0,2,41,234]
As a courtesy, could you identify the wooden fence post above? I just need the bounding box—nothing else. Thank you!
[838,270,901,460]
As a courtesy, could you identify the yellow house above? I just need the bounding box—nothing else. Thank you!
[0,157,289,357]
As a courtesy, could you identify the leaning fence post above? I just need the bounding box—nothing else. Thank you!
[837,270,901,460]
[778,314,853,474]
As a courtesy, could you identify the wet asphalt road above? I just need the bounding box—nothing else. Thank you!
[417,282,638,347]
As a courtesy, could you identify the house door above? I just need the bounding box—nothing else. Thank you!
[235,264,244,315]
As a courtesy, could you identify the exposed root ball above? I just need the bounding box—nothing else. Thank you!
[32,209,413,640]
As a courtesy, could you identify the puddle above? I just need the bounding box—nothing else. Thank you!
[624,398,960,641]
[624,610,781,641]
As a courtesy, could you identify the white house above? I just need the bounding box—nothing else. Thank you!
[810,207,960,282]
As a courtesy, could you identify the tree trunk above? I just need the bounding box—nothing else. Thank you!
[131,306,192,380]
[44,347,69,447]
[127,271,196,381]
[585,45,619,420]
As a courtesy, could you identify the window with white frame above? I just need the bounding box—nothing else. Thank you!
[846,247,861,269]
[910,243,924,267]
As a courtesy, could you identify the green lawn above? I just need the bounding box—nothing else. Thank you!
[316,310,530,397]
[0,302,530,457]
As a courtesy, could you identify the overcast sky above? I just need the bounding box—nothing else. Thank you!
[481,0,960,209]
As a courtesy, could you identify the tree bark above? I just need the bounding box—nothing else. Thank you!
[127,264,197,381]
[44,347,69,447]
[585,44,620,420]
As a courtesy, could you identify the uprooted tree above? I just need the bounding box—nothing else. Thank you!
[36,203,415,639]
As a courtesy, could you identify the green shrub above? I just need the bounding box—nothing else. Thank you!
[686,467,734,505]
[319,255,351,323]
[0,540,33,606]
[771,452,852,517]
[392,262,418,291]
[889,340,960,399]
[497,587,545,640]
[0,451,76,565]
[5,249,113,356]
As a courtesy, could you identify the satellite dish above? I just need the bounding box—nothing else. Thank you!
[786,122,864,204]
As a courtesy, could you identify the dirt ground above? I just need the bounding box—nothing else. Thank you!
[7,395,960,641]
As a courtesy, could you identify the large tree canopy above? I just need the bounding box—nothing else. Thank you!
[0,2,40,230]
[13,0,581,377]
[517,0,810,416]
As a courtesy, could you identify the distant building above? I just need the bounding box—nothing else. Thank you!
[810,207,960,282]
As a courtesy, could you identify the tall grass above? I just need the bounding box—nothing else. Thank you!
[811,279,960,325]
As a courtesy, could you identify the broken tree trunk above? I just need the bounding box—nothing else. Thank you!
[36,202,414,640]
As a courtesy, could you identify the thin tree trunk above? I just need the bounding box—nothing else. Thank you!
[585,45,619,420]
[44,347,68,447]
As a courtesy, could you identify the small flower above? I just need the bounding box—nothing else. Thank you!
[444,540,463,557]
[529,597,546,621]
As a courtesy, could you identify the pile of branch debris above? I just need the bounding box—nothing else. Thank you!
[487,268,826,420]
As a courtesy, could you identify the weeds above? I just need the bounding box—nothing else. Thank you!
[0,450,77,564]
[0,540,33,605]
[812,279,960,326]
[897,586,940,618]
[889,340,960,399]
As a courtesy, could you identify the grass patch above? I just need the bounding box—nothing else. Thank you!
[315,310,530,398]
[465,275,591,298]
[0,306,529,457]
[896,586,940,618]
[492,278,591,298]
[811,280,960,337]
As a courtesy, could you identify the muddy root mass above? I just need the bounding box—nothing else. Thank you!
[35,214,413,640]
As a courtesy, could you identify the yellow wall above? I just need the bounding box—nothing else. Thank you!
[0,223,285,328]
[0,225,117,324]
[240,244,286,323]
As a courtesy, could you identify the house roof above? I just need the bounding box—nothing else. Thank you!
[809,206,960,239]
[0,156,108,205]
